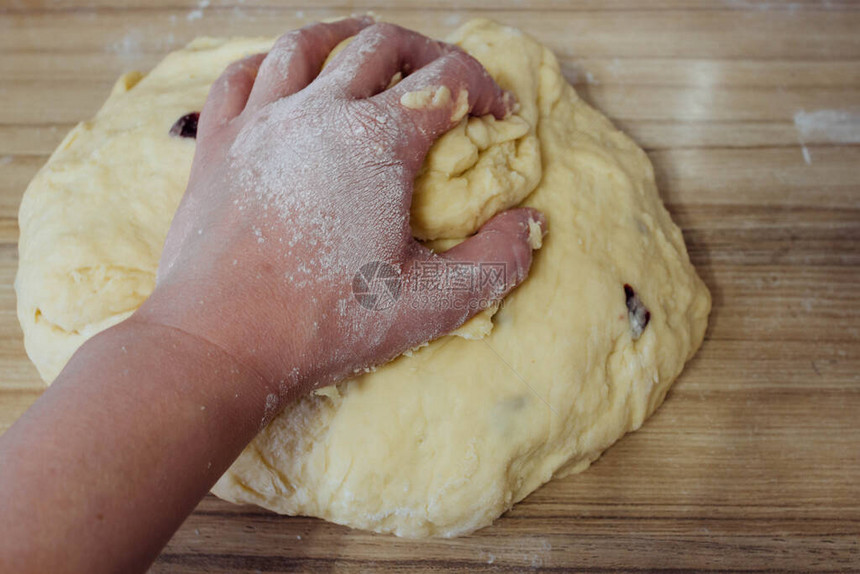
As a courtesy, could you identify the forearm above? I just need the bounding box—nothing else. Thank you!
[0,317,275,574]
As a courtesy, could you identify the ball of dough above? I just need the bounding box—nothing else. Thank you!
[15,19,710,537]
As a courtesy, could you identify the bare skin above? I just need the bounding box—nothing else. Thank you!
[0,19,545,574]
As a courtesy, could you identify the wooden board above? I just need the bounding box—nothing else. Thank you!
[1,1,858,571]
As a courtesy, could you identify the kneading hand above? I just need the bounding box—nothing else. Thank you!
[141,17,545,401]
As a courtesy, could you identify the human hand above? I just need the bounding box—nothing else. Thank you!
[137,18,546,400]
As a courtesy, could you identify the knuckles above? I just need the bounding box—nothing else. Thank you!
[360,21,407,43]
[273,26,318,54]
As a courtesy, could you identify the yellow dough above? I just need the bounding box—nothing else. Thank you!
[16,19,710,537]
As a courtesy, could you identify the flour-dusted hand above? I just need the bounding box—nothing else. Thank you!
[142,19,545,400]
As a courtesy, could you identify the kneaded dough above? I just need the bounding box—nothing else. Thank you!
[16,19,710,537]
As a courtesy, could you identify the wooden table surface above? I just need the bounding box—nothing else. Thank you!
[1,1,859,572]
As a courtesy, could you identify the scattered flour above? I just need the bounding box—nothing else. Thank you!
[794,109,860,166]
[107,30,143,61]
[794,110,860,144]
[261,393,279,429]
[444,13,462,28]
[187,0,210,22]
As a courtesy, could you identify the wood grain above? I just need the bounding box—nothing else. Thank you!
[0,1,858,572]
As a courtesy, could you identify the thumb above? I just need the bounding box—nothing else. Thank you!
[396,207,546,342]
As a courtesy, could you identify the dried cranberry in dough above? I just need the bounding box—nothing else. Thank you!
[624,284,650,340]
[169,112,199,139]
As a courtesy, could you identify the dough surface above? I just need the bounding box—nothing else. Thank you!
[16,19,710,537]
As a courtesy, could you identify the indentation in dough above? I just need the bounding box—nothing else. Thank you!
[33,308,79,336]
[109,71,145,97]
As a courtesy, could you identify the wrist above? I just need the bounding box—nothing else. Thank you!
[136,274,334,400]
[108,314,283,430]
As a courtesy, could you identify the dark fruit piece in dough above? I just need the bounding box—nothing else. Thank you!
[624,284,650,340]
[169,112,200,139]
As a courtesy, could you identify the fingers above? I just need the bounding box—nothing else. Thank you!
[379,49,514,164]
[198,53,266,140]
[244,17,373,111]
[320,22,459,99]
[441,207,546,288]
[395,207,546,342]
